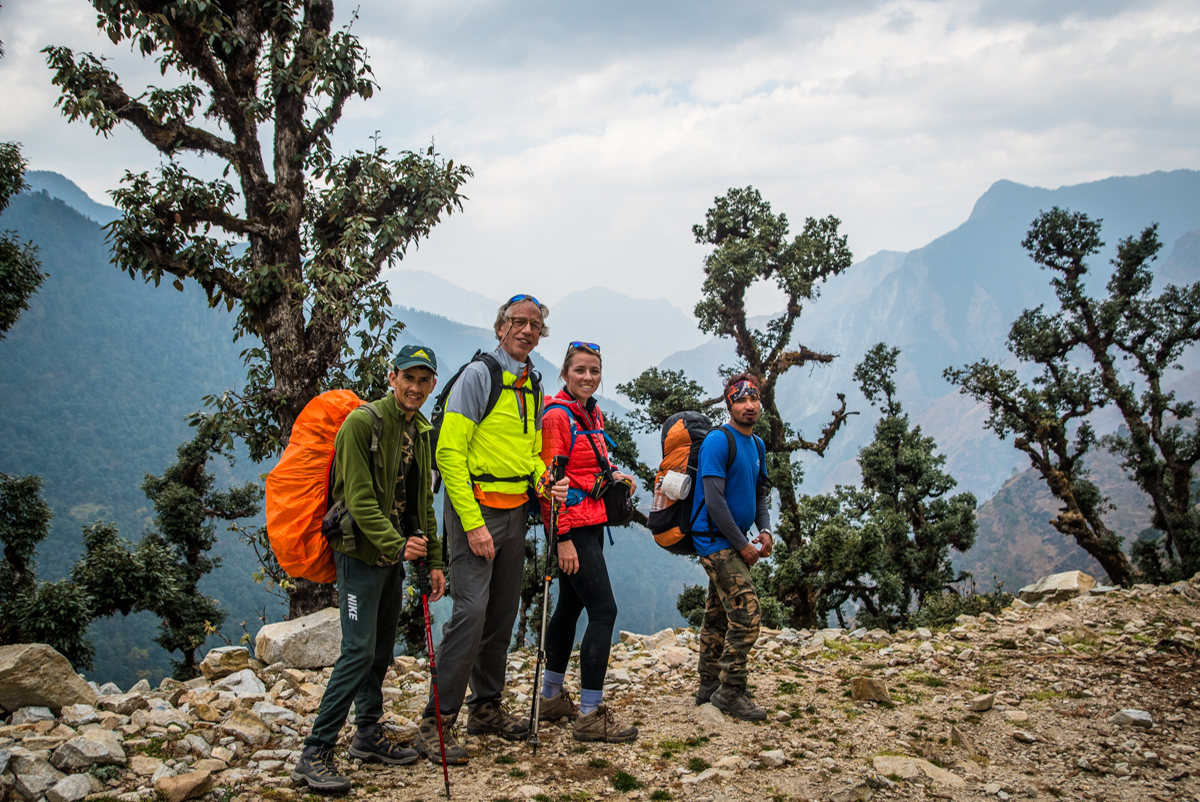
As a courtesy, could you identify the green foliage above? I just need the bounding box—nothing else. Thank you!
[396,578,430,658]
[618,368,715,435]
[750,562,793,629]
[136,424,262,677]
[686,757,710,773]
[947,207,1200,585]
[912,580,1013,630]
[0,141,45,337]
[611,771,644,792]
[676,583,706,629]
[65,427,260,678]
[0,473,94,668]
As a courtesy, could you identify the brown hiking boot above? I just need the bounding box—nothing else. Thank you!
[712,682,767,721]
[466,699,530,740]
[538,690,579,722]
[414,713,469,765]
[572,705,638,743]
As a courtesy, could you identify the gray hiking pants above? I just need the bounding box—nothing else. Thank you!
[424,498,528,718]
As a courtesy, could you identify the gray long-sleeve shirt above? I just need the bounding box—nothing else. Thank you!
[702,475,771,551]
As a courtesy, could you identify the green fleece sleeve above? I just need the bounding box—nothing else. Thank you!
[437,410,485,531]
[335,409,404,560]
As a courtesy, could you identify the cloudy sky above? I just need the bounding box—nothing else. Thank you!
[1,0,1197,312]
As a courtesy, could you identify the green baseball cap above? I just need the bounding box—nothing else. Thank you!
[392,344,438,374]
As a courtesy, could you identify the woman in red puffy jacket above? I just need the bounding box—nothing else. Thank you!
[535,342,639,743]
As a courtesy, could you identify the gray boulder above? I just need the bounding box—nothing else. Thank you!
[199,646,252,681]
[59,703,99,727]
[213,668,267,696]
[50,730,127,771]
[254,607,341,668]
[0,643,97,711]
[10,747,68,799]
[98,692,149,716]
[11,706,55,725]
[1017,570,1097,604]
[46,772,103,802]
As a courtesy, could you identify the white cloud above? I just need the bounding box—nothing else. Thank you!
[1,0,1196,312]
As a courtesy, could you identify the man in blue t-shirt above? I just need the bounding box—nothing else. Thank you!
[690,373,773,721]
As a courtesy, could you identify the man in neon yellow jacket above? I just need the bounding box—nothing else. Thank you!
[415,294,566,765]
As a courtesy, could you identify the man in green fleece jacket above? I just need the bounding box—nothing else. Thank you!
[292,345,444,794]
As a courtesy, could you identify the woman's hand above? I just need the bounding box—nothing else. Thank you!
[557,540,579,574]
[613,471,637,493]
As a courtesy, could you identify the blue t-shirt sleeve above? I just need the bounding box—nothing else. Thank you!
[697,431,730,479]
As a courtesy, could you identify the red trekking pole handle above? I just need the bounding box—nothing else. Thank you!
[415,540,451,799]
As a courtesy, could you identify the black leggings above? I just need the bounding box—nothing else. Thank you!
[544,524,618,691]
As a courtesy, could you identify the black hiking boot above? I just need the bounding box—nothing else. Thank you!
[291,745,351,794]
[712,682,767,721]
[695,679,720,706]
[348,722,419,765]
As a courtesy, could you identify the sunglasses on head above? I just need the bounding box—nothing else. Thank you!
[508,293,542,308]
[569,341,601,352]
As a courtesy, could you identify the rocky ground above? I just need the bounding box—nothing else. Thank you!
[2,572,1198,802]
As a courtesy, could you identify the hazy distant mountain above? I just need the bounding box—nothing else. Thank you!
[386,269,503,330]
[24,171,122,226]
[384,270,708,386]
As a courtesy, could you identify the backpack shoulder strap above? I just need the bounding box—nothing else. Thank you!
[431,349,484,423]
[719,425,738,473]
[755,435,768,482]
[359,402,385,469]
[475,352,505,420]
[543,402,580,454]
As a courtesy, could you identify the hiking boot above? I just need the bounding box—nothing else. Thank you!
[291,745,351,794]
[467,699,530,740]
[695,679,720,706]
[415,713,469,765]
[573,705,638,743]
[538,690,579,722]
[711,682,767,721]
[348,722,419,765]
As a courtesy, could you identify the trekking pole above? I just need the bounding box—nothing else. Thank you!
[529,455,569,755]
[414,542,451,800]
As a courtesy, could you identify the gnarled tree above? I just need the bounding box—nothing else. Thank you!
[619,187,855,627]
[45,0,471,615]
[947,208,1200,585]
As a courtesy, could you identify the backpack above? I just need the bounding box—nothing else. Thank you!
[429,349,544,493]
[265,390,383,583]
[646,412,765,555]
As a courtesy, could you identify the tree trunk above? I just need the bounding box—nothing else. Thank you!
[288,579,338,619]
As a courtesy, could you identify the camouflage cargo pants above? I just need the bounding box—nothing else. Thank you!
[697,547,761,688]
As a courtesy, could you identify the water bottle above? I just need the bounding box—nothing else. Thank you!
[651,476,668,512]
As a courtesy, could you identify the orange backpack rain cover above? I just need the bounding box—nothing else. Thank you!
[265,389,365,584]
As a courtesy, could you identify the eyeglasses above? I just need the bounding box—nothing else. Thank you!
[569,341,601,351]
[508,293,542,308]
[507,316,544,334]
